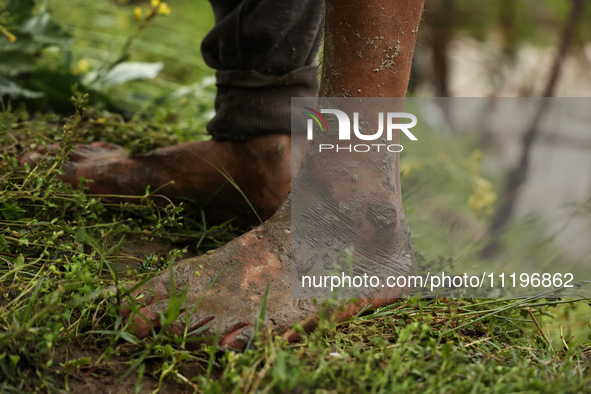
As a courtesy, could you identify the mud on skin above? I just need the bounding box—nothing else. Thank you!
[21,0,426,348]
[21,135,293,226]
[122,193,413,348]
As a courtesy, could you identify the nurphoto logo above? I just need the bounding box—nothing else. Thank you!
[303,107,418,153]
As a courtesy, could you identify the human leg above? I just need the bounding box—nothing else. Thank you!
[123,0,426,349]
[22,0,324,225]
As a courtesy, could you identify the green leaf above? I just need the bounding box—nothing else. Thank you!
[88,62,163,89]
[0,234,8,252]
[5,0,35,25]
[1,202,27,220]
[0,33,42,54]
[63,357,92,369]
[9,354,20,366]
[20,13,72,46]
[26,69,85,113]
[0,75,44,99]
[14,254,24,269]
[0,51,36,75]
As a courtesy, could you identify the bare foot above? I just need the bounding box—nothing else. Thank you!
[121,196,412,349]
[21,135,293,225]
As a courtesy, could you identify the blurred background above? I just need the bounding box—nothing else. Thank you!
[414,0,591,97]
[3,0,590,115]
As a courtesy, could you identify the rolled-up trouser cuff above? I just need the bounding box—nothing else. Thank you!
[207,66,319,141]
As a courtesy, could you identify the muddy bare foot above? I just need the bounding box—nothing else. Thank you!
[21,135,293,225]
[119,0,425,349]
[121,196,411,349]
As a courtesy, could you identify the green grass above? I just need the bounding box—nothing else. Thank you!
[1,1,590,392]
[1,91,590,394]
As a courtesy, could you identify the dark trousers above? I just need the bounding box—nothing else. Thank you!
[202,0,324,140]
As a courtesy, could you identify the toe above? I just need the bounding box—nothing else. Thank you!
[121,278,172,335]
[129,316,157,338]
[19,144,58,167]
[68,144,103,161]
[20,151,43,168]
[65,143,126,162]
[219,324,255,350]
[90,141,125,151]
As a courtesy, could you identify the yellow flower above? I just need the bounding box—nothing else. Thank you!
[73,59,90,74]
[133,7,142,22]
[150,0,161,7]
[1,26,16,42]
[463,149,483,175]
[468,176,497,216]
[400,160,423,178]
[157,2,171,15]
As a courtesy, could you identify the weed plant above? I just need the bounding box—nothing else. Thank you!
[0,1,589,392]
[0,95,589,393]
